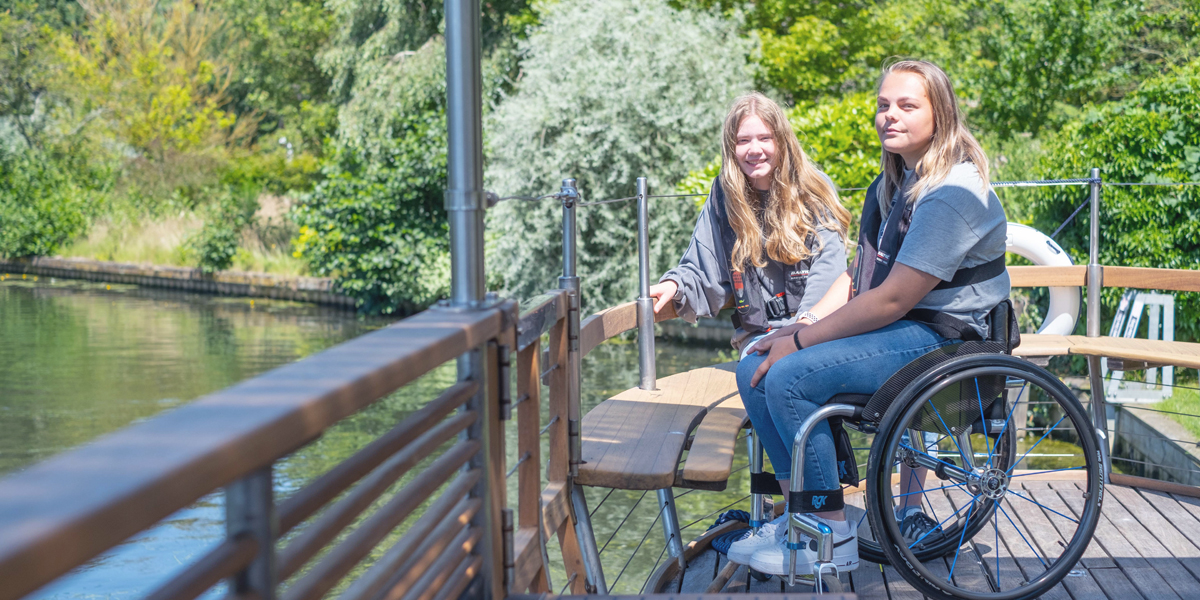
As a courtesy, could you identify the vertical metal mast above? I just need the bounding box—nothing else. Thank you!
[444,1,498,598]
[445,0,485,308]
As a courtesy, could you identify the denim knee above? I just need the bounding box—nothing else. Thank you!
[736,352,765,395]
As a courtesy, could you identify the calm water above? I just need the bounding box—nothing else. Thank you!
[0,278,739,597]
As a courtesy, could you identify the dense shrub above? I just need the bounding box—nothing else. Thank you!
[1029,60,1200,341]
[0,149,96,257]
[485,0,753,310]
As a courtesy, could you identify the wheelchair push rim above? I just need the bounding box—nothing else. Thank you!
[867,358,1104,600]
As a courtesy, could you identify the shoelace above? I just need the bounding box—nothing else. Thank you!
[900,512,941,541]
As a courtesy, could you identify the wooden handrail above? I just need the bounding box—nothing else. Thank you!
[1008,265,1087,288]
[0,307,506,600]
[1102,266,1200,292]
[580,300,679,358]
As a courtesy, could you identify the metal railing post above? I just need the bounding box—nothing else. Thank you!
[225,467,276,600]
[1084,166,1112,482]
[747,429,767,528]
[556,178,607,594]
[444,0,501,597]
[636,177,657,391]
[558,178,582,479]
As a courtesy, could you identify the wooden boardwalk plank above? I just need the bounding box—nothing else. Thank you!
[882,564,924,600]
[1084,483,1200,600]
[849,562,888,600]
[1140,488,1200,565]
[988,484,1075,600]
[720,563,750,593]
[1048,482,1182,600]
[680,549,719,594]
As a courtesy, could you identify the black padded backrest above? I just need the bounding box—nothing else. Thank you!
[986,299,1021,352]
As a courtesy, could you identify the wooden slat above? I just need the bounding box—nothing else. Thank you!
[547,317,570,482]
[1139,488,1200,565]
[1103,266,1200,293]
[340,494,480,600]
[279,411,476,579]
[517,342,543,531]
[278,381,477,533]
[0,306,505,600]
[396,525,482,600]
[1013,334,1077,358]
[555,515,589,594]
[541,481,570,540]
[1009,265,1087,288]
[282,448,478,600]
[578,364,735,489]
[511,527,543,594]
[1066,336,1200,369]
[429,554,482,600]
[511,595,855,600]
[719,564,750,593]
[142,535,258,600]
[680,394,746,485]
[704,558,740,594]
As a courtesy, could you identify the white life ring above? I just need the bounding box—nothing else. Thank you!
[1005,223,1080,335]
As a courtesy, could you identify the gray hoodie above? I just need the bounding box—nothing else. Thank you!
[660,180,848,350]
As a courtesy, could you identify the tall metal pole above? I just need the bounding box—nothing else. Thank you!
[445,0,485,308]
[1084,167,1111,481]
[444,1,499,598]
[635,177,657,391]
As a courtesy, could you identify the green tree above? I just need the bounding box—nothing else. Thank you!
[0,147,96,257]
[1029,60,1200,341]
[485,0,754,310]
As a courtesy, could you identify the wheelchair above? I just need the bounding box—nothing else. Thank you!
[746,301,1105,598]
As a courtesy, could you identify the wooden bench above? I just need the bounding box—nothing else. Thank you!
[577,362,746,491]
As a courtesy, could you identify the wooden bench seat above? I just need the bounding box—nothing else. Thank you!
[578,362,744,491]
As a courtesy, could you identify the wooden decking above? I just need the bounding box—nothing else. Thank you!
[665,481,1200,599]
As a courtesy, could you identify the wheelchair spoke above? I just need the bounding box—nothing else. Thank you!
[948,494,976,580]
[1006,489,1079,524]
[1007,414,1068,475]
[974,378,992,467]
[995,507,1001,592]
[998,503,1048,568]
[909,491,982,550]
[990,380,1027,467]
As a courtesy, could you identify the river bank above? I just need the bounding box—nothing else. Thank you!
[0,256,352,308]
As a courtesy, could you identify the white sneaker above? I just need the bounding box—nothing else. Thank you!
[727,513,787,564]
[748,515,858,576]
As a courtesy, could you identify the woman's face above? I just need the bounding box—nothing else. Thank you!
[876,72,935,168]
[735,114,776,191]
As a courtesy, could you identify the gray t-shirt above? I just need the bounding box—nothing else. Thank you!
[892,163,1010,338]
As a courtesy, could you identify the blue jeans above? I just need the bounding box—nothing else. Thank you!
[736,320,953,492]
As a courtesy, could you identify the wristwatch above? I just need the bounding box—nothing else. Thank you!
[797,311,820,324]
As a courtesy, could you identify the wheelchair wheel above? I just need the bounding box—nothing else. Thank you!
[855,418,1016,565]
[866,354,1103,600]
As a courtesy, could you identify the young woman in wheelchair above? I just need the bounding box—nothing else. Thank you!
[648,92,851,360]
[729,59,1013,576]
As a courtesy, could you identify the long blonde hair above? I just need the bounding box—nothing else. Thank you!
[877,60,991,216]
[720,93,851,270]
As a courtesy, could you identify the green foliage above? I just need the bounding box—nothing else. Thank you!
[0,147,96,257]
[1029,60,1200,341]
[217,0,335,151]
[188,188,258,273]
[970,0,1137,137]
[486,0,753,310]
[0,9,56,148]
